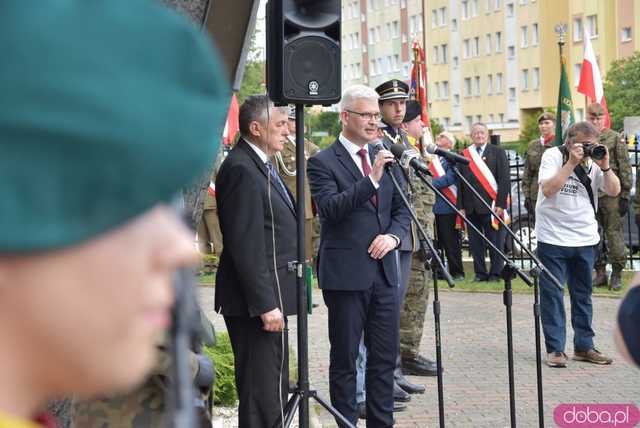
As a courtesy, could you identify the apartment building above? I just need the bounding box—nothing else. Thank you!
[341,0,425,91]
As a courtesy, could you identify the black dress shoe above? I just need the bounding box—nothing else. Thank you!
[395,374,426,394]
[414,354,438,368]
[358,402,407,419]
[402,355,437,376]
[472,275,488,282]
[393,381,411,402]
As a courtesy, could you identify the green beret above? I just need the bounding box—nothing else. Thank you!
[403,100,422,123]
[537,112,556,123]
[0,1,230,252]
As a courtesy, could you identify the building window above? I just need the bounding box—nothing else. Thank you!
[533,67,540,90]
[622,27,632,42]
[435,82,441,100]
[586,15,598,38]
[520,26,528,47]
[463,39,470,58]
[508,45,515,59]
[489,114,495,123]
[393,55,399,71]
[464,78,472,97]
[519,0,527,4]
[473,37,480,56]
[495,31,502,52]
[496,72,503,93]
[442,81,450,99]
[462,0,469,19]
[486,34,492,54]
[486,0,492,13]
[393,21,400,38]
[454,94,461,105]
[452,18,458,31]
[439,7,447,26]
[499,113,504,122]
[521,69,529,91]
[444,117,451,128]
[573,17,583,41]
[475,114,482,123]
[574,63,582,86]
[509,87,516,100]
[453,56,459,68]
[441,44,449,63]
[532,23,539,45]
[576,108,584,122]
[487,74,493,94]
[466,116,474,132]
[506,3,514,17]
[432,9,438,28]
[474,76,481,96]
[433,46,440,64]
[471,0,479,16]
[495,0,501,10]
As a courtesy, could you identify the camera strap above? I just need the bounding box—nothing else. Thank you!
[560,146,597,215]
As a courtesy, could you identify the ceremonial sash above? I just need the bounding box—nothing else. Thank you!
[207,180,215,197]
[462,147,510,230]
[429,156,464,229]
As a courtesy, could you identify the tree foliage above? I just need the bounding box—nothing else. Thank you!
[604,52,640,132]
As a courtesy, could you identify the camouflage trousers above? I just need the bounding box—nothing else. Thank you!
[399,252,432,359]
[595,195,628,271]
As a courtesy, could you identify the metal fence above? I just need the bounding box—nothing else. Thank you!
[502,146,640,271]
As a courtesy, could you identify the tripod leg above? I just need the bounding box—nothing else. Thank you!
[533,276,545,428]
[310,392,356,428]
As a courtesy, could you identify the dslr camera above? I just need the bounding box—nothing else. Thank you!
[582,143,606,160]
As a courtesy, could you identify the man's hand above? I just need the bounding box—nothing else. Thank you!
[260,308,284,332]
[368,234,397,259]
[592,145,610,171]
[370,149,395,183]
[619,198,629,217]
[567,142,585,167]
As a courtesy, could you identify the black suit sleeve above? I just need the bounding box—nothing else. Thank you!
[307,154,377,223]
[217,163,277,317]
[495,148,510,209]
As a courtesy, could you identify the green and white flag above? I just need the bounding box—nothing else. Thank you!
[554,57,575,146]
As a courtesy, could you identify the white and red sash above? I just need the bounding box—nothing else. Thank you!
[429,156,464,229]
[462,146,510,230]
[207,180,216,197]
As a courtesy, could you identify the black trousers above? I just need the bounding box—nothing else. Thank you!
[224,315,288,428]
[435,213,465,277]
[322,265,398,428]
[467,212,506,279]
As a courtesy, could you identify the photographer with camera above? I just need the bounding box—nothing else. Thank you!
[536,122,620,368]
[586,103,631,291]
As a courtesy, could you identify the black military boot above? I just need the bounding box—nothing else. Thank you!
[592,267,608,288]
[609,267,623,291]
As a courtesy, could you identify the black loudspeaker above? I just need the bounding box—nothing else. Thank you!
[267,0,341,105]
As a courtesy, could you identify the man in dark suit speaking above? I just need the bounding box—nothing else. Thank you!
[308,85,411,427]
[215,95,297,427]
[459,122,510,282]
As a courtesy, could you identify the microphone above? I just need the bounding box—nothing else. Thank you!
[389,143,431,175]
[424,143,470,165]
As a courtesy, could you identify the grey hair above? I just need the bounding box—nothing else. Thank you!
[566,121,599,144]
[239,95,287,137]
[471,122,488,132]
[340,85,379,111]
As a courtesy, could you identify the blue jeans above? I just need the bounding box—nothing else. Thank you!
[537,242,596,354]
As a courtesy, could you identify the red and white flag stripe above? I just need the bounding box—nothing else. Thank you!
[577,28,610,129]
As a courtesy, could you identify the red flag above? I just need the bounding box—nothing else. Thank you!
[409,41,430,127]
[223,94,240,145]
[577,28,610,129]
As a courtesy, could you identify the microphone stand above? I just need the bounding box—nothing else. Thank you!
[385,163,452,428]
[529,267,545,428]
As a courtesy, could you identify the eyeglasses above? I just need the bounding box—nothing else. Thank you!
[345,109,381,121]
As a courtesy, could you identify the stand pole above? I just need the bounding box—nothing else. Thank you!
[431,258,446,428]
[502,265,517,428]
[531,267,545,428]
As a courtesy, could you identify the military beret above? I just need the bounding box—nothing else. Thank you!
[375,79,409,101]
[586,103,605,116]
[537,112,556,123]
[403,100,422,123]
[0,0,229,252]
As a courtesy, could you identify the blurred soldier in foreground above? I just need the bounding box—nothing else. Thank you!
[0,1,227,426]
[398,101,438,378]
[522,112,556,217]
[587,103,631,291]
[276,105,320,261]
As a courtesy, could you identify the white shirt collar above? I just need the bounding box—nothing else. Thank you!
[339,133,369,156]
[475,142,488,154]
[245,138,269,164]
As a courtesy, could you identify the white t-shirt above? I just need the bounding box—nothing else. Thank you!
[535,147,604,247]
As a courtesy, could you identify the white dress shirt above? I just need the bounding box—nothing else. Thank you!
[338,133,380,189]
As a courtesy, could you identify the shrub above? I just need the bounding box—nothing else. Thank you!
[203,333,237,406]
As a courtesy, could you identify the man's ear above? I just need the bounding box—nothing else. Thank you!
[248,120,262,139]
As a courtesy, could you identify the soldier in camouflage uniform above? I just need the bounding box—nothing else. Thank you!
[522,112,556,216]
[197,151,226,274]
[588,103,631,290]
[275,106,321,261]
[398,101,437,378]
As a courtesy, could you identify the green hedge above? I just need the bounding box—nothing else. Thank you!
[203,334,237,406]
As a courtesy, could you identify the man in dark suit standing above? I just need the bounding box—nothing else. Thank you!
[459,122,510,282]
[215,95,297,428]
[308,85,411,427]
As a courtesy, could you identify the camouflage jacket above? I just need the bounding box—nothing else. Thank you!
[598,128,631,200]
[522,137,553,203]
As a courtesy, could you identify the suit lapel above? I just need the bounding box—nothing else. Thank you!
[334,140,363,182]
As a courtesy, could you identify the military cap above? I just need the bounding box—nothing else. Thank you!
[586,103,605,116]
[537,112,556,123]
[0,0,229,252]
[375,79,410,101]
[403,100,422,123]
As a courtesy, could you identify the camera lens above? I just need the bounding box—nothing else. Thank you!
[591,145,606,160]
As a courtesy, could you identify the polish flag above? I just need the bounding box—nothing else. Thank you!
[223,94,240,146]
[577,28,610,129]
[207,180,215,197]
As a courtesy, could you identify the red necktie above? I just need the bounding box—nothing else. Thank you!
[357,148,377,207]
